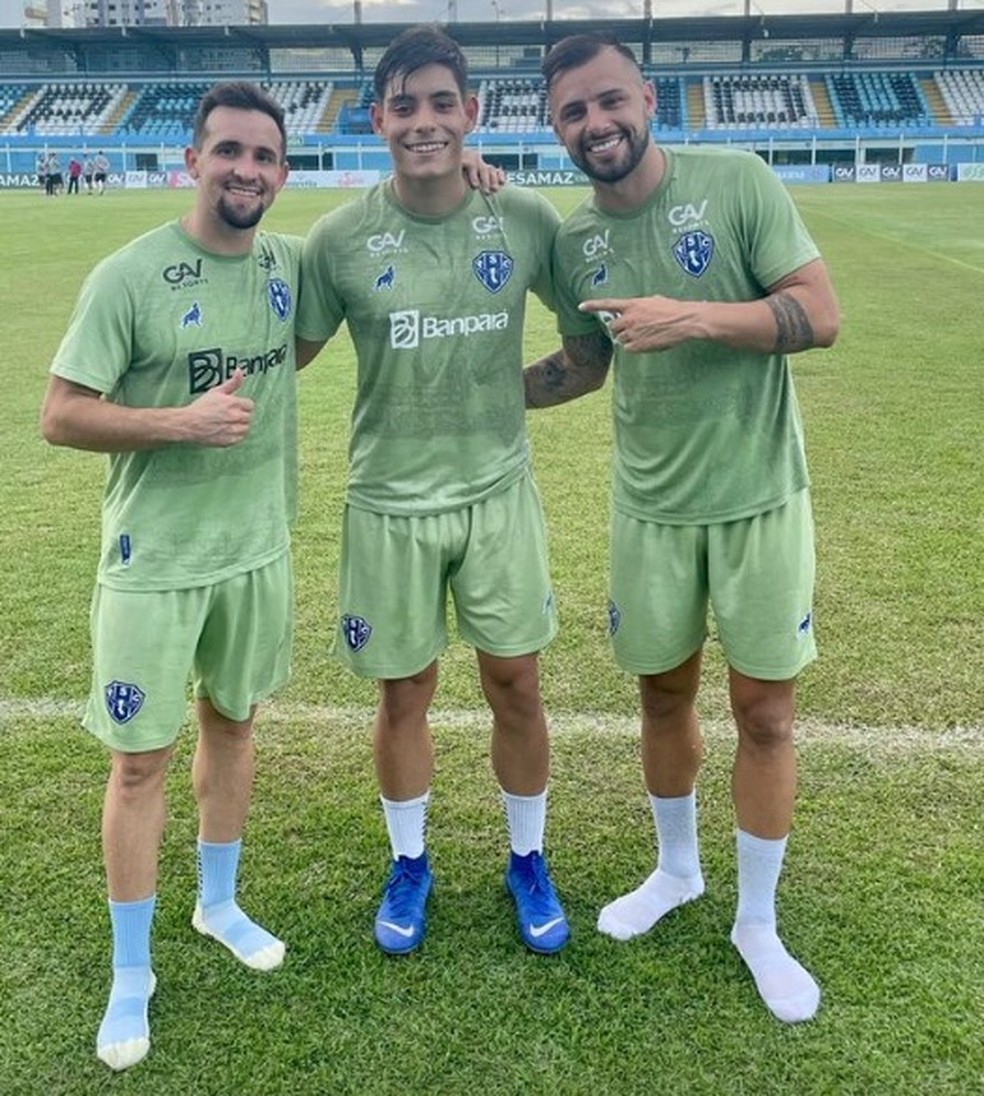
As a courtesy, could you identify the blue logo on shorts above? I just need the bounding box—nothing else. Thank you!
[105,681,145,725]
[797,611,812,637]
[607,600,621,637]
[341,614,372,652]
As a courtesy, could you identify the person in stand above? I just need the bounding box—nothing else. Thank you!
[524,31,840,1023]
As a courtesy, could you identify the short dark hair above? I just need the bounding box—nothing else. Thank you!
[192,81,287,160]
[541,32,642,91]
[373,24,469,104]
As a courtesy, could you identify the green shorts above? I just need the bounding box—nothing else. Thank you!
[333,472,557,678]
[609,489,816,681]
[83,551,293,752]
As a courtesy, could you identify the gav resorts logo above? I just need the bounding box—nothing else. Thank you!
[389,310,508,350]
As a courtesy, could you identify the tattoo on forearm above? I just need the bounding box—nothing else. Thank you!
[524,332,612,409]
[768,292,815,352]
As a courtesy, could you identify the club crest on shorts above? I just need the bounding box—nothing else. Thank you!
[105,681,145,725]
[268,278,292,321]
[341,614,372,652]
[473,250,513,293]
[797,611,813,637]
[607,599,621,637]
[672,230,714,277]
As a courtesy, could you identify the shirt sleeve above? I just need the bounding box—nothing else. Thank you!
[50,257,135,396]
[296,217,346,344]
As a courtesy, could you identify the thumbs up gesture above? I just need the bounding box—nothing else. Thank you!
[184,368,255,447]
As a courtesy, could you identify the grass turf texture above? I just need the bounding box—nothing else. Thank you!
[1,184,982,1093]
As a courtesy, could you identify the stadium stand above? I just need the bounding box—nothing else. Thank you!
[268,80,334,135]
[7,82,127,136]
[936,69,984,125]
[702,74,818,130]
[478,77,547,132]
[118,82,212,138]
[826,71,930,128]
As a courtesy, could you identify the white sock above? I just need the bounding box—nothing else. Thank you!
[732,829,819,1023]
[501,788,546,855]
[597,792,704,941]
[381,792,429,860]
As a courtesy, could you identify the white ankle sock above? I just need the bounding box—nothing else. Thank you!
[732,829,819,1023]
[598,793,704,941]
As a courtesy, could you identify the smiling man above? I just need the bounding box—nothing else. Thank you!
[297,25,610,958]
[40,82,299,1071]
[524,32,840,1024]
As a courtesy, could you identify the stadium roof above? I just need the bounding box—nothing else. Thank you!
[3,9,983,60]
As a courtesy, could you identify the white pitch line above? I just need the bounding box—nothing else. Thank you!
[1,696,981,754]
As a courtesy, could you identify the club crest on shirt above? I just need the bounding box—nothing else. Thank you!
[105,681,145,725]
[181,301,203,328]
[268,278,292,321]
[341,614,372,652]
[672,230,714,278]
[473,250,513,294]
[374,264,396,290]
[590,263,608,287]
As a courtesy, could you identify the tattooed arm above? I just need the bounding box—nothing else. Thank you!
[579,258,839,356]
[524,331,613,409]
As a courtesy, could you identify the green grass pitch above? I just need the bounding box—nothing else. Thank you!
[0,182,981,1093]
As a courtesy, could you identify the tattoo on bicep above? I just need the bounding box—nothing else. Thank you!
[768,292,815,352]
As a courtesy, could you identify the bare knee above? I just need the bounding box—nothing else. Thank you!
[731,680,795,751]
[109,746,171,800]
[478,653,542,723]
[378,663,438,726]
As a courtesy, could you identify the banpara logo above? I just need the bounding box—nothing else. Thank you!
[388,310,509,349]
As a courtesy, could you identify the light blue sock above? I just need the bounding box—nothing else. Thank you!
[97,895,157,1071]
[194,838,285,971]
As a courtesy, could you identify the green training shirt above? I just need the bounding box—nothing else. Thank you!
[51,221,301,591]
[554,147,820,525]
[297,181,559,515]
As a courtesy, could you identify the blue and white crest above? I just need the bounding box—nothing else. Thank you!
[341,614,372,653]
[105,680,145,725]
[607,599,621,637]
[374,264,395,291]
[797,611,812,637]
[268,278,292,321]
[590,263,608,288]
[473,250,513,294]
[181,301,202,328]
[672,230,714,278]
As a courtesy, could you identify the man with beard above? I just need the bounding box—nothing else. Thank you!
[523,33,839,1023]
[40,82,298,1071]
